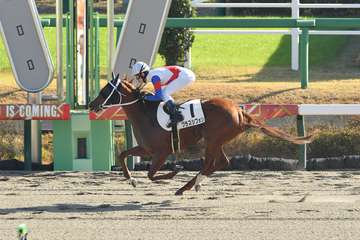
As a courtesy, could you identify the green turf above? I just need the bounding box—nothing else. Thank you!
[0,20,349,72]
[190,34,348,69]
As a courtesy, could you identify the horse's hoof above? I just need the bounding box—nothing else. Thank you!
[129,178,137,188]
[195,184,201,192]
[175,190,183,196]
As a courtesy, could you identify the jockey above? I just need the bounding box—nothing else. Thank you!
[131,61,196,127]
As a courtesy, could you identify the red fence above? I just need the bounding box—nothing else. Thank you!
[89,104,299,121]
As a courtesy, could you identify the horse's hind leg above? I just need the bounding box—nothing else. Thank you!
[175,144,220,195]
[148,154,182,181]
[193,147,229,192]
[214,147,230,171]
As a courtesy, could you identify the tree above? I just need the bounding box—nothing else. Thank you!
[159,0,196,66]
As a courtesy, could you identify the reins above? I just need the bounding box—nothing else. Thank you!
[100,77,140,109]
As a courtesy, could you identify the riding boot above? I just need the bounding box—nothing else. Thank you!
[165,100,184,127]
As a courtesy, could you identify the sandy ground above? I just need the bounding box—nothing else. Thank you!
[1,171,360,240]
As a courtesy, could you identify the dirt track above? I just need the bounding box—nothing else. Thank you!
[1,171,360,240]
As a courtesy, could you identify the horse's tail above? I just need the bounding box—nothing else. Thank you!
[240,110,315,145]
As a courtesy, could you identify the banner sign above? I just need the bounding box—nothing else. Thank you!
[89,106,127,120]
[0,104,70,120]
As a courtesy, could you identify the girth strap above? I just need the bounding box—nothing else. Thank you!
[171,124,180,153]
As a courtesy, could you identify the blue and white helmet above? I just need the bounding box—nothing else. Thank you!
[131,61,150,76]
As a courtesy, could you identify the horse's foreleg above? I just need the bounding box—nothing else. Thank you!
[118,146,149,181]
[147,154,182,181]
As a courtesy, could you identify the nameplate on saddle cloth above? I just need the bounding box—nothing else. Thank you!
[157,99,205,131]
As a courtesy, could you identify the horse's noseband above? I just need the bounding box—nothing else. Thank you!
[101,78,122,108]
[99,78,139,109]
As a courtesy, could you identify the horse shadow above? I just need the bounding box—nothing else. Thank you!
[245,87,299,103]
[0,203,142,215]
[0,200,210,215]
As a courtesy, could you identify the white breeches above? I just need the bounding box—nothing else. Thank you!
[162,68,195,102]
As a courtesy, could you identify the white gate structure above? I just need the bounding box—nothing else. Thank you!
[189,0,360,70]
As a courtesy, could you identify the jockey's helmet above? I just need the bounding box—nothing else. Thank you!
[131,61,150,77]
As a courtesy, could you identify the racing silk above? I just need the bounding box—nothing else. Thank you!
[144,66,182,102]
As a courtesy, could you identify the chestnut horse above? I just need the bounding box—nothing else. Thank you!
[89,75,314,195]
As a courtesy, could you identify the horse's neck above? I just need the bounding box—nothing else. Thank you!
[122,102,159,134]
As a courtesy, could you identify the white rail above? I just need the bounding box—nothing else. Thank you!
[192,29,291,34]
[192,30,360,35]
[297,104,360,169]
[193,3,360,9]
[300,4,360,8]
[299,104,360,115]
[194,3,292,8]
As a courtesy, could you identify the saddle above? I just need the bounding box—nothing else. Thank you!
[156,99,206,153]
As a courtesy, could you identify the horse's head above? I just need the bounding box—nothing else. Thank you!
[89,73,139,112]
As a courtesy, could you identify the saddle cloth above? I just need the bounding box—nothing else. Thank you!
[157,99,205,131]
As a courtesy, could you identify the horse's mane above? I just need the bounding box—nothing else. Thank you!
[122,78,160,122]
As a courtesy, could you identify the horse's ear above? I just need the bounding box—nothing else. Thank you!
[111,72,120,82]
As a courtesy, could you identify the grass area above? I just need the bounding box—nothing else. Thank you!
[0,16,359,105]
[190,34,347,70]
[0,18,349,72]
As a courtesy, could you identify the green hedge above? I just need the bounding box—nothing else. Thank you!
[159,0,196,65]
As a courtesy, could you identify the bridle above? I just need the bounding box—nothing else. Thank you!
[100,76,139,109]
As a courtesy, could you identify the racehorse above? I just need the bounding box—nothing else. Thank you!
[89,74,314,195]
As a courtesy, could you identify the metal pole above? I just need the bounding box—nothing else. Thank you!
[65,13,72,105]
[88,0,94,105]
[114,25,134,170]
[184,47,192,68]
[24,93,42,170]
[56,0,64,100]
[24,119,32,170]
[69,0,75,108]
[291,0,299,71]
[300,27,309,89]
[107,0,114,80]
[95,13,100,95]
[297,115,307,169]
[31,93,42,166]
